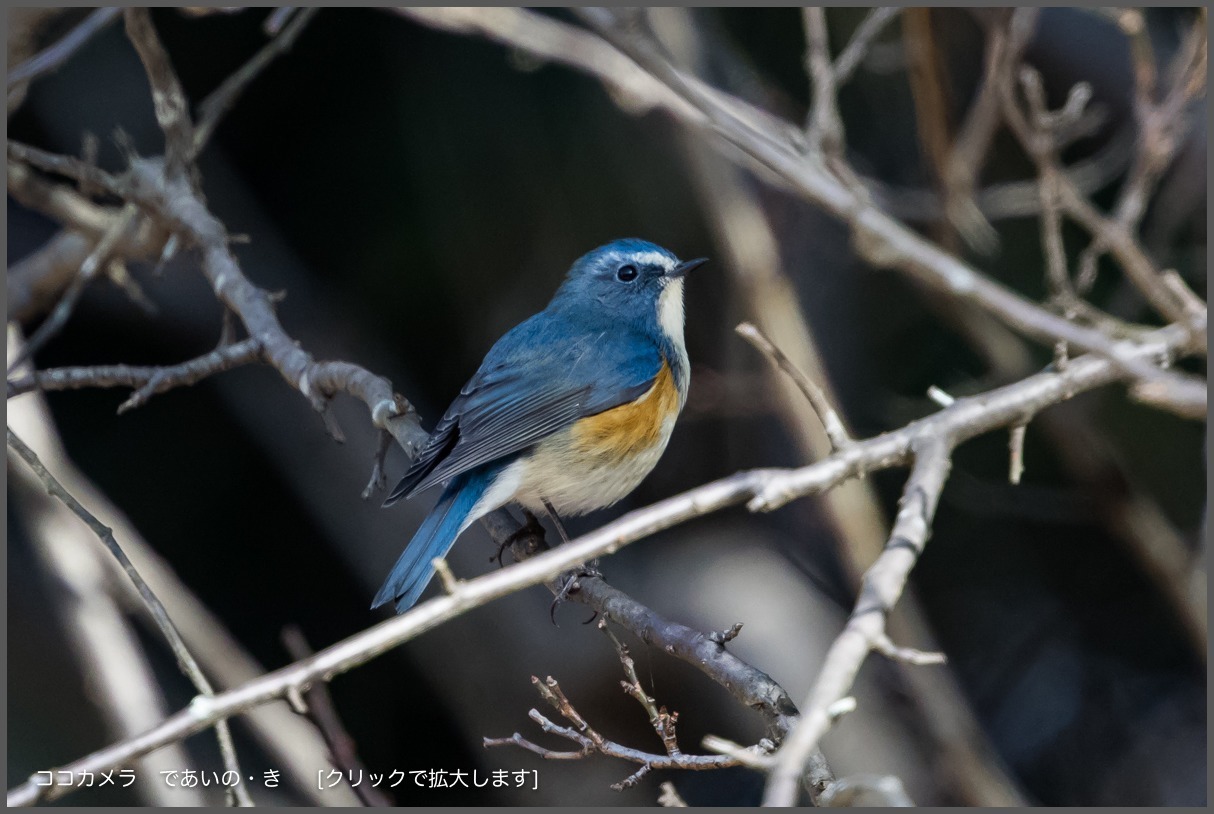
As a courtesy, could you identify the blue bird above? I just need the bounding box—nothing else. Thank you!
[373,239,707,613]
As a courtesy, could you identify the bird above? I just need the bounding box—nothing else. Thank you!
[373,239,707,613]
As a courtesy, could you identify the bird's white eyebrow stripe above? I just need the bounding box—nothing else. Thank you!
[622,250,675,269]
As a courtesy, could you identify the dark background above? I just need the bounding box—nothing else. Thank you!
[7,7,1206,806]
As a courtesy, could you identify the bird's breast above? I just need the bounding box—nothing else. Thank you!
[513,360,683,516]
[570,361,680,458]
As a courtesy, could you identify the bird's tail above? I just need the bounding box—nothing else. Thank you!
[371,469,493,613]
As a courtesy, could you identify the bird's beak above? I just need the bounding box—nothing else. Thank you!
[668,257,708,278]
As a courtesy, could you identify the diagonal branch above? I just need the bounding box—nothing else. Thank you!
[7,7,122,88]
[191,7,319,156]
[7,428,254,807]
[398,7,1198,389]
[735,322,853,452]
[6,322,1191,806]
[831,7,900,86]
[761,438,953,806]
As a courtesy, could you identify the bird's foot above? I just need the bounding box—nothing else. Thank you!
[493,510,546,568]
[549,565,604,626]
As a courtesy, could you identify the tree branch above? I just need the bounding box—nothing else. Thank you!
[7,428,254,807]
[762,438,954,806]
[6,323,1189,806]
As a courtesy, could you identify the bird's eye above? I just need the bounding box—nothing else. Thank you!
[616,264,639,282]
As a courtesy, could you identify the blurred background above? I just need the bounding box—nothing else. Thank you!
[7,7,1206,806]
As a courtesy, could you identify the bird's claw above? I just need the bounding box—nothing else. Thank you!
[549,565,604,625]
[493,511,546,568]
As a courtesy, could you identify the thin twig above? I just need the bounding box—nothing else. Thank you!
[832,7,900,86]
[6,204,140,374]
[7,7,122,87]
[281,626,391,807]
[8,140,128,195]
[735,322,853,451]
[6,429,254,807]
[599,619,681,756]
[486,674,747,790]
[7,338,264,411]
[191,7,319,155]
[802,8,843,153]
[940,9,1027,255]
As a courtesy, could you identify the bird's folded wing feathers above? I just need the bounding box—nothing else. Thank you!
[384,326,663,505]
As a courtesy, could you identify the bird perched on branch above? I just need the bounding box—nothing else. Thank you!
[374,239,707,613]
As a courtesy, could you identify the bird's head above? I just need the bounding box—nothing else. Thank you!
[549,239,707,342]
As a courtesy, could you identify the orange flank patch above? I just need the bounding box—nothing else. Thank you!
[572,362,679,458]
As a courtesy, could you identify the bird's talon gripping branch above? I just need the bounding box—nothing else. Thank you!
[495,510,546,567]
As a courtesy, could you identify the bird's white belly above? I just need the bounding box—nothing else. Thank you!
[514,415,676,515]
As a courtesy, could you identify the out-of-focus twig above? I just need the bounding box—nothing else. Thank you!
[735,322,853,452]
[192,7,319,155]
[7,7,121,88]
[7,428,254,807]
[6,204,139,374]
[281,626,391,807]
[832,7,900,86]
[7,383,206,806]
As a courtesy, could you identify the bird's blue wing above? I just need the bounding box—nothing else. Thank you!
[383,313,663,506]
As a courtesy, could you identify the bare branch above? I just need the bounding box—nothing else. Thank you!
[941,9,1036,254]
[123,9,193,175]
[7,337,263,410]
[802,8,844,153]
[567,10,1198,375]
[192,7,319,155]
[487,673,750,789]
[6,322,1191,806]
[7,7,122,88]
[599,619,681,756]
[281,626,392,807]
[7,204,140,374]
[832,8,900,86]
[735,322,853,451]
[8,139,128,195]
[762,437,954,806]
[6,428,253,807]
